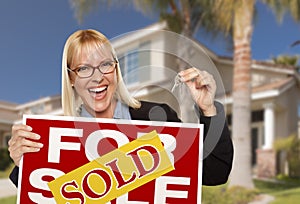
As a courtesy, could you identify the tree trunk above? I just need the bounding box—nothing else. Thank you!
[229,0,255,189]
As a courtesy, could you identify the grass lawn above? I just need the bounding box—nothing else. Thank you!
[0,196,17,204]
[201,178,300,204]
[254,178,300,204]
[270,187,300,204]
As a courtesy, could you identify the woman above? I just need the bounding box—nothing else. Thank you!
[8,29,233,186]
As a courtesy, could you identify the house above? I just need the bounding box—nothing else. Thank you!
[1,22,299,178]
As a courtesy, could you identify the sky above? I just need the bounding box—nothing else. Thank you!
[1,0,300,104]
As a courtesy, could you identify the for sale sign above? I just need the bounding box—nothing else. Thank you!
[48,131,175,203]
[17,115,203,204]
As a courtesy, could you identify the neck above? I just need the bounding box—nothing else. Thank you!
[84,99,117,118]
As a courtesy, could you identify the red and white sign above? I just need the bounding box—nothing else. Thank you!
[17,115,203,204]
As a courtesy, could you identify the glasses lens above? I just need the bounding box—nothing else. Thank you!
[77,66,93,78]
[100,61,115,74]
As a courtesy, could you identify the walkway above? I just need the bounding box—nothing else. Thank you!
[0,179,17,198]
[249,194,275,204]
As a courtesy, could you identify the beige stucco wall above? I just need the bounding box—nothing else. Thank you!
[275,85,300,139]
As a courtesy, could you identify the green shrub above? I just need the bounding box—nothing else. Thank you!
[0,147,12,171]
[274,134,300,178]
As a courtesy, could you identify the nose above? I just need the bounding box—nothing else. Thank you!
[90,68,104,83]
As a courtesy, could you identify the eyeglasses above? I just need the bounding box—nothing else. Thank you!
[68,60,118,78]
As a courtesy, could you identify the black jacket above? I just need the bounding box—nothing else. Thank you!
[10,101,233,186]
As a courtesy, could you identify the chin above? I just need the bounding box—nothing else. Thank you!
[93,103,111,114]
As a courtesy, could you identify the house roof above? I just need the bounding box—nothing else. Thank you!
[252,77,294,93]
[0,100,18,110]
[224,76,297,104]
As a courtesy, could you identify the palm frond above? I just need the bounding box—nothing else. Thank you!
[70,0,132,23]
[262,0,300,23]
[291,40,300,47]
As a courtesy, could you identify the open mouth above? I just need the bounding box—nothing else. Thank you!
[89,86,107,93]
[88,86,108,99]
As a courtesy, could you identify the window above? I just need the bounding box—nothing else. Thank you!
[126,50,139,84]
[251,128,258,166]
[119,41,151,85]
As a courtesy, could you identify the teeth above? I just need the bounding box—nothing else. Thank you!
[89,86,107,93]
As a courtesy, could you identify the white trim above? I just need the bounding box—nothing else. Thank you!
[263,103,275,149]
[252,63,295,75]
[112,22,167,48]
[253,90,280,100]
[0,104,17,111]
[16,95,60,110]
[224,90,279,104]
[225,90,279,104]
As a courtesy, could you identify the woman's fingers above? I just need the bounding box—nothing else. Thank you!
[178,67,217,116]
[179,68,216,89]
[178,67,199,82]
[8,124,42,166]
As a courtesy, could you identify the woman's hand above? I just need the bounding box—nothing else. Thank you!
[8,124,43,166]
[179,67,217,116]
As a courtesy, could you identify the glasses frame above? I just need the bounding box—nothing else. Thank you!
[68,60,118,78]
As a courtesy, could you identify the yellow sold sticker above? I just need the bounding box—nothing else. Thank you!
[48,130,174,204]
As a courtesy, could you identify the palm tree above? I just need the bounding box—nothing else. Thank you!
[210,0,255,189]
[213,0,300,189]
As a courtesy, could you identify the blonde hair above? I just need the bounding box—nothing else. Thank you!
[61,29,141,116]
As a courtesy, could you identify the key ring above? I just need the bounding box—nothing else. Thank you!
[171,74,182,93]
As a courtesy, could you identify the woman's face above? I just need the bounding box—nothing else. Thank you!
[69,46,118,118]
